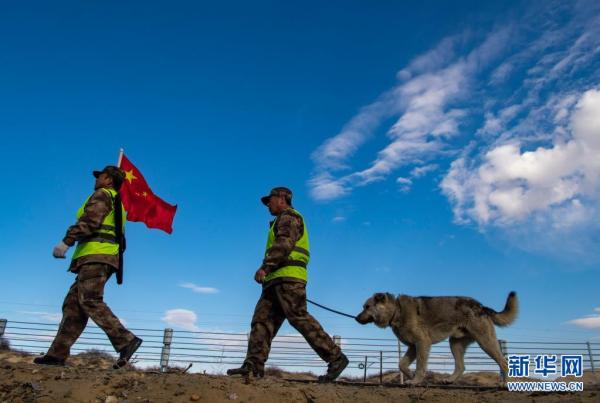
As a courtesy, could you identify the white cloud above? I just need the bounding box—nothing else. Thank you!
[332,216,346,223]
[309,173,350,201]
[567,308,600,329]
[396,177,412,193]
[442,89,600,227]
[307,1,600,259]
[161,309,200,331]
[410,164,439,178]
[180,282,219,294]
[309,28,510,201]
[310,96,397,172]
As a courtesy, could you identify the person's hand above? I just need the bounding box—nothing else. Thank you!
[254,267,267,284]
[52,241,70,258]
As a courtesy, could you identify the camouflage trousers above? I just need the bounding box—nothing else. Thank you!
[244,282,341,372]
[47,263,135,359]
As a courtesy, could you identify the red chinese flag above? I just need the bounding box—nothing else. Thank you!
[119,154,177,234]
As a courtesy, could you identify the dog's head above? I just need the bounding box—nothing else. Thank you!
[355,292,396,328]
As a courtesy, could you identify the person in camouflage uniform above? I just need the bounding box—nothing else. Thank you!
[228,187,348,382]
[34,166,142,368]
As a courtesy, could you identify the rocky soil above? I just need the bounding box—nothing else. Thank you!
[1,350,598,402]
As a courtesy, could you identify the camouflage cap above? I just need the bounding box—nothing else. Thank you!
[261,186,293,207]
[93,165,126,190]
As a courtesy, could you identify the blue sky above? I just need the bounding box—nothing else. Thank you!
[1,0,599,353]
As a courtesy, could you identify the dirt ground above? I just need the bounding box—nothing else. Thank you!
[1,350,598,402]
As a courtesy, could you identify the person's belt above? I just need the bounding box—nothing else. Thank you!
[278,260,307,268]
[266,246,310,257]
[80,233,118,244]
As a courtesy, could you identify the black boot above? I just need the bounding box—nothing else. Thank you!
[33,355,65,366]
[113,337,143,369]
[227,362,264,378]
[318,353,349,383]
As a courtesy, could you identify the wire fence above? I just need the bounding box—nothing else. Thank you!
[1,319,597,381]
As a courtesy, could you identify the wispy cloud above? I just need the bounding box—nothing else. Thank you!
[161,309,200,331]
[567,307,600,329]
[309,28,512,201]
[396,177,412,193]
[180,282,219,294]
[442,89,600,226]
[308,1,600,259]
[411,164,439,178]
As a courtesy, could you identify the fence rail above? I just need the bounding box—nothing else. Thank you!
[1,319,597,382]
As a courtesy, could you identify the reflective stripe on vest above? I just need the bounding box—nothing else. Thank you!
[263,209,310,283]
[71,188,125,260]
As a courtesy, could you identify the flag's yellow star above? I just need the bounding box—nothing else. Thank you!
[125,170,137,184]
[142,191,148,197]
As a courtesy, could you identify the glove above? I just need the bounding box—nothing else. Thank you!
[254,268,267,284]
[52,241,70,259]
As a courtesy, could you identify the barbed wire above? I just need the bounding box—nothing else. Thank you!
[2,319,597,379]
[3,301,598,336]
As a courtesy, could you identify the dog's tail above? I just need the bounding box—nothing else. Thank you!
[489,291,518,327]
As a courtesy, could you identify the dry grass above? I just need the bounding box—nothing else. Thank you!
[74,349,114,360]
[70,349,116,369]
[265,366,317,380]
[142,364,193,373]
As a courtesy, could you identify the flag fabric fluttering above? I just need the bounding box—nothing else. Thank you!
[119,154,177,234]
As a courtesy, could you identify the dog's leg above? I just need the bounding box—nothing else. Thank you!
[446,336,473,383]
[470,321,508,382]
[407,342,430,384]
[399,344,416,380]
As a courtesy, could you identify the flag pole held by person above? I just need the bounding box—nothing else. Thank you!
[36,150,177,369]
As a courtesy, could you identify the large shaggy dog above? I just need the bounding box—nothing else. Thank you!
[355,292,517,384]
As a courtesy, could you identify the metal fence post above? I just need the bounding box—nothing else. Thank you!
[363,356,368,383]
[587,341,595,373]
[160,328,173,373]
[398,340,404,385]
[0,319,6,337]
[499,339,508,381]
[379,350,383,384]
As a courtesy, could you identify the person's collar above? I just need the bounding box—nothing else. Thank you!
[94,185,115,191]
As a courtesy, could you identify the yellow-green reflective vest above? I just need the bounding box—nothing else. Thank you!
[263,209,310,283]
[71,188,125,260]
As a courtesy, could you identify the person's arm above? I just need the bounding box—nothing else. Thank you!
[261,210,303,274]
[62,189,113,247]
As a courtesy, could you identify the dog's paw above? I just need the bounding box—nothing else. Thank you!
[405,378,425,386]
[439,378,455,385]
[399,368,414,380]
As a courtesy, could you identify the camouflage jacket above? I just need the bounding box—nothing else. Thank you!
[63,188,119,272]
[261,208,305,287]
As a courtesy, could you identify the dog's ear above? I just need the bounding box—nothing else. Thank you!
[374,293,386,303]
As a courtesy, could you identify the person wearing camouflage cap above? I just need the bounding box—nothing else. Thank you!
[34,166,142,368]
[228,187,349,382]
